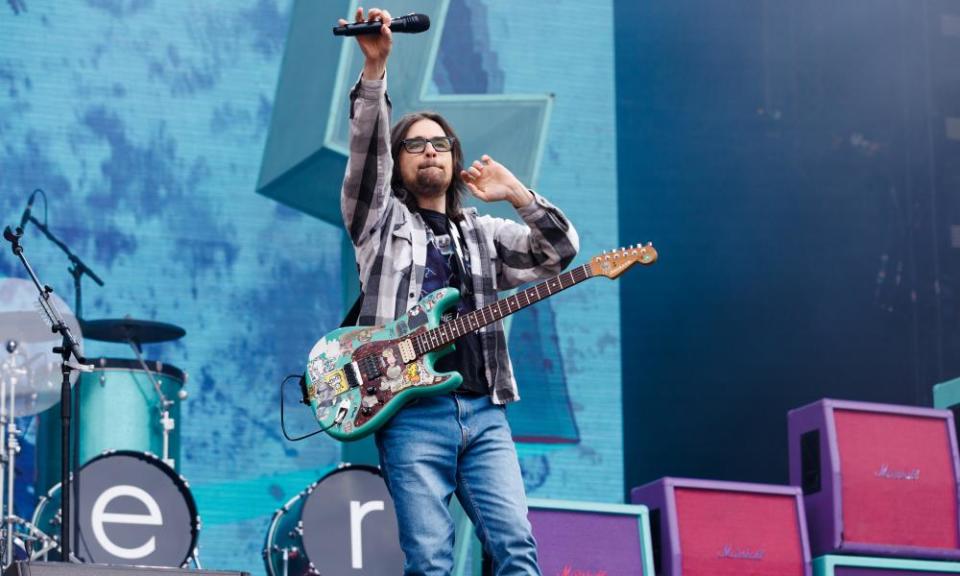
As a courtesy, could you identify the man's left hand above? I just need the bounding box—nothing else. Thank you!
[461,155,533,208]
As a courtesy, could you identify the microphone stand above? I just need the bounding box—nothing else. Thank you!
[22,214,104,320]
[2,226,92,563]
[19,213,102,561]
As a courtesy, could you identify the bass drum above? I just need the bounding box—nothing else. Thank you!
[32,450,199,567]
[263,464,403,576]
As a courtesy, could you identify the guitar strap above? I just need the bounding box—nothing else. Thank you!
[341,217,471,328]
[340,256,363,327]
[446,219,474,301]
[340,291,363,327]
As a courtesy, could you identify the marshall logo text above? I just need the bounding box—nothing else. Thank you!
[560,567,608,576]
[875,464,920,481]
[718,545,765,560]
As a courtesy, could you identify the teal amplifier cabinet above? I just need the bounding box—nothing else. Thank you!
[935,377,960,444]
[816,555,960,575]
[934,377,960,411]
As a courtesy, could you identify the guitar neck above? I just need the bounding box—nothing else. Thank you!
[410,263,594,356]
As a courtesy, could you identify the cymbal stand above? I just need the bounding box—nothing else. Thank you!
[0,343,56,566]
[0,342,23,567]
[125,338,176,468]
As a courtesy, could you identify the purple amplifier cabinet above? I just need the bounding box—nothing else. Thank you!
[526,498,655,575]
[814,554,960,575]
[788,399,960,560]
[630,477,811,576]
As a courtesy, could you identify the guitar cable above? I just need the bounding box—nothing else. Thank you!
[279,373,339,441]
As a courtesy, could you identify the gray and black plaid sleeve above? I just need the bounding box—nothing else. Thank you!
[476,191,580,290]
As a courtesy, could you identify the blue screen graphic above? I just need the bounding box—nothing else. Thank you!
[1,0,621,572]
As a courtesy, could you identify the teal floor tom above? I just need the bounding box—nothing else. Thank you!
[36,357,185,494]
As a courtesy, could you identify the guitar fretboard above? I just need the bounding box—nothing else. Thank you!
[410,263,594,356]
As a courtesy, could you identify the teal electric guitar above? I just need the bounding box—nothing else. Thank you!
[303,244,658,441]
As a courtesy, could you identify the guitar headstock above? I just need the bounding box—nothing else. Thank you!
[588,243,658,279]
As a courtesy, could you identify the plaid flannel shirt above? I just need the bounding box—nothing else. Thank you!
[340,75,579,404]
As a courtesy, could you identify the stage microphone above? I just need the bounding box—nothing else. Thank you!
[333,13,430,36]
[18,189,37,231]
[2,226,19,243]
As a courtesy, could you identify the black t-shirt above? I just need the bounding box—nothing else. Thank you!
[418,208,489,396]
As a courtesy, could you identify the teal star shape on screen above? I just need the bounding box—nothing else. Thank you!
[257,0,553,224]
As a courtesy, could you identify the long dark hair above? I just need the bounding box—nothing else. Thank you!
[391,111,467,220]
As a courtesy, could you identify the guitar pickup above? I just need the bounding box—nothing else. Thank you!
[344,362,362,389]
[399,339,416,363]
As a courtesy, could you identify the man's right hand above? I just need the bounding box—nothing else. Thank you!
[338,7,393,80]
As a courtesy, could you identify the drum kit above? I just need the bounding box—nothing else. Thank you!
[0,277,199,569]
[1,204,405,575]
[0,278,404,575]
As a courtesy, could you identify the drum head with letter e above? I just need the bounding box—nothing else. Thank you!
[33,450,199,567]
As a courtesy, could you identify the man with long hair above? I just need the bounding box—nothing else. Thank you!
[338,7,579,574]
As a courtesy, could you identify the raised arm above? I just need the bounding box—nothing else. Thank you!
[339,7,396,246]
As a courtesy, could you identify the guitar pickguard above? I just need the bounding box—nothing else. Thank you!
[348,331,454,430]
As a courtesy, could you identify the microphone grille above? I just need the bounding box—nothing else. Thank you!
[404,13,430,32]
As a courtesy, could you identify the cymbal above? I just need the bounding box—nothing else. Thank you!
[80,318,186,344]
[0,311,60,342]
[0,277,82,417]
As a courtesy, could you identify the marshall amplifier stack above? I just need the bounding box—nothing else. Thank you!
[602,397,960,575]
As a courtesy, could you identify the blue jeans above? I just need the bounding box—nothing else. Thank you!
[375,393,541,575]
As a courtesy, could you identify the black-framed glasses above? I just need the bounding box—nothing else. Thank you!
[399,136,455,154]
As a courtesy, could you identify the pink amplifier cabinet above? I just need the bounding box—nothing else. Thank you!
[788,398,960,560]
[630,477,811,576]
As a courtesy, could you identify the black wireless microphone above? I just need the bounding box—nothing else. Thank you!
[333,13,430,36]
